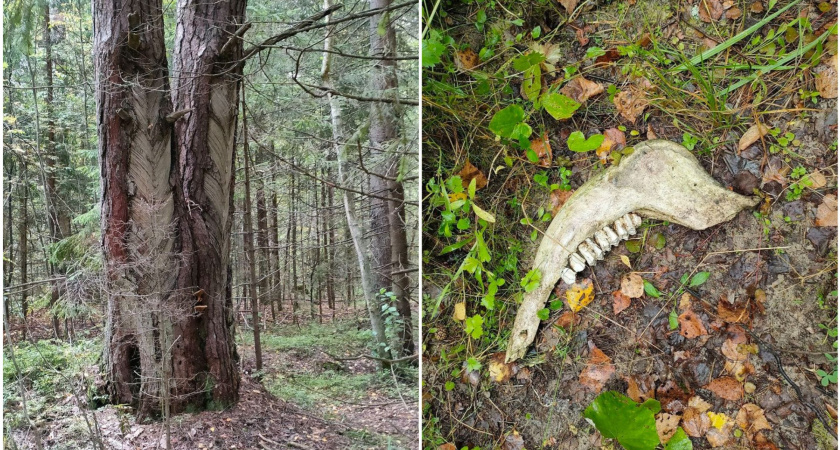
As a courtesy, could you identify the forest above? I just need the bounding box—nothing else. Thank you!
[3,0,420,448]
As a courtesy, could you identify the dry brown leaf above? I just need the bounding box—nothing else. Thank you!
[575,27,589,46]
[459,160,488,190]
[620,273,644,298]
[528,132,553,167]
[809,170,827,188]
[454,49,479,71]
[579,343,615,393]
[718,298,750,323]
[749,1,764,13]
[721,338,748,361]
[554,310,580,330]
[754,432,780,450]
[815,56,838,99]
[612,290,631,315]
[453,302,466,321]
[656,413,682,444]
[705,418,735,447]
[688,396,713,413]
[816,194,838,227]
[657,379,691,414]
[595,48,622,65]
[683,407,711,437]
[549,189,575,215]
[738,123,769,150]
[723,359,755,382]
[625,375,654,402]
[560,76,604,104]
[597,127,626,163]
[613,88,648,122]
[488,352,513,383]
[699,0,724,22]
[502,430,525,450]
[438,444,457,450]
[679,310,708,339]
[646,124,657,139]
[725,6,742,19]
[559,0,578,13]
[679,292,693,311]
[706,376,744,401]
[762,157,790,186]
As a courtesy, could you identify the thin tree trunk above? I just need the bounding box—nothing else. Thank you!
[256,182,271,322]
[242,94,262,371]
[322,0,389,365]
[18,178,29,341]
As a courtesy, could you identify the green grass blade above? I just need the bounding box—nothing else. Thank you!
[672,0,803,72]
[718,23,836,97]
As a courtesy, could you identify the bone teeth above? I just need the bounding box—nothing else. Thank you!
[603,226,620,246]
[629,213,642,228]
[594,230,611,252]
[621,214,637,236]
[569,253,586,272]
[614,219,629,240]
[560,268,577,285]
[578,243,597,266]
[585,238,603,260]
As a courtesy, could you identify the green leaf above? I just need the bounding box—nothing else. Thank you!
[521,268,542,292]
[472,203,496,223]
[466,357,482,371]
[489,105,526,138]
[584,391,661,450]
[457,217,471,230]
[445,381,455,391]
[652,232,666,250]
[464,315,484,339]
[549,299,563,310]
[468,177,477,199]
[537,308,550,320]
[643,280,661,298]
[585,47,607,59]
[439,236,474,255]
[664,428,693,450]
[541,93,580,120]
[532,26,541,39]
[512,52,545,71]
[521,65,542,101]
[689,272,710,287]
[567,131,605,152]
[625,239,642,253]
[668,311,679,330]
[422,35,446,67]
[511,122,533,142]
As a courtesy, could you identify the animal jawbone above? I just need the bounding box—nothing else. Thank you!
[504,140,759,364]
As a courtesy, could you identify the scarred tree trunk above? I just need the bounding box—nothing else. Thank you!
[96,0,244,416]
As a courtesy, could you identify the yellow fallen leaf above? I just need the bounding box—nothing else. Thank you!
[448,192,467,203]
[566,279,594,312]
[619,254,632,268]
[472,203,496,223]
[488,353,513,383]
[707,412,727,430]
[453,302,466,321]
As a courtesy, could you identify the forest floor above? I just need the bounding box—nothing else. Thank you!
[422,0,838,449]
[4,310,418,449]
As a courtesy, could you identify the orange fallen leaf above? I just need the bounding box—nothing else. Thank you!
[579,343,615,393]
[725,6,742,19]
[625,375,654,402]
[723,359,755,382]
[678,310,708,339]
[549,189,575,215]
[620,273,644,298]
[738,123,769,151]
[646,124,657,139]
[718,298,750,323]
[612,290,631,315]
[613,87,648,123]
[554,310,580,330]
[816,194,838,227]
[699,0,724,22]
[459,160,488,190]
[528,132,553,167]
[657,379,691,413]
[597,128,626,163]
[679,292,693,311]
[706,376,743,401]
[721,338,748,361]
[566,278,594,312]
[559,76,604,104]
[454,49,479,71]
[749,1,763,13]
[656,413,682,443]
[438,444,457,450]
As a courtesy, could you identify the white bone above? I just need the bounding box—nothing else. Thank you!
[603,226,620,246]
[578,243,596,266]
[629,213,642,228]
[560,268,576,285]
[614,219,629,240]
[622,214,637,236]
[594,230,611,252]
[569,253,586,272]
[585,238,603,260]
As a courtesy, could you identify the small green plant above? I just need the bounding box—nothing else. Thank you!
[584,391,692,450]
[786,165,813,201]
[681,132,699,151]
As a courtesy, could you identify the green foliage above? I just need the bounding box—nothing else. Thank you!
[542,93,580,120]
[664,428,693,449]
[464,315,484,339]
[520,268,541,293]
[489,105,531,143]
[584,391,662,450]
[689,272,710,287]
[668,311,679,330]
[422,29,447,67]
[536,308,549,320]
[643,280,661,298]
[567,131,604,152]
[466,357,481,372]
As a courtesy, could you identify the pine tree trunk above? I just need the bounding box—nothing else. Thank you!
[96,0,244,416]
[241,97,263,371]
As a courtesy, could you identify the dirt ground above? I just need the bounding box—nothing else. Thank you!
[421,0,838,448]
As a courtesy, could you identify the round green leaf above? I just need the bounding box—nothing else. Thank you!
[489,105,526,138]
[542,93,580,120]
[584,391,661,450]
[567,131,605,152]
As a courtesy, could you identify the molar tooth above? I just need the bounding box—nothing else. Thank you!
[569,253,586,272]
[622,215,637,236]
[594,230,611,252]
[560,268,577,285]
[614,219,629,240]
[629,213,642,228]
[603,226,620,246]
[585,238,603,260]
[578,243,597,266]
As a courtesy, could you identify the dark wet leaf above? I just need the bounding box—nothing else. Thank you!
[652,233,666,250]
[625,239,642,253]
[584,391,661,450]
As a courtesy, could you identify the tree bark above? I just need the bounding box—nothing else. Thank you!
[96,0,244,416]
